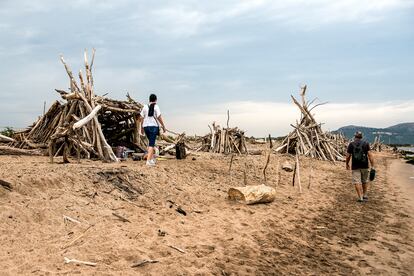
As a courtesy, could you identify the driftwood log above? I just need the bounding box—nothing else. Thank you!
[0,146,44,156]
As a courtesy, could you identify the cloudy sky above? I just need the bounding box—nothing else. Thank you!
[0,0,413,136]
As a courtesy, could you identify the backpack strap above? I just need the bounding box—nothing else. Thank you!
[149,104,160,128]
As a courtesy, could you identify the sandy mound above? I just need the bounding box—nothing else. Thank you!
[0,151,413,275]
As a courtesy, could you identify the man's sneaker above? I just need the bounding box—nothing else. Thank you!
[357,198,364,203]
[146,159,156,166]
[363,196,368,201]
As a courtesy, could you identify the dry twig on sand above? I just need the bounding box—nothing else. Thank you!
[168,245,186,254]
[131,259,159,268]
[112,212,131,223]
[0,180,12,191]
[63,215,81,224]
[64,257,97,267]
[62,224,95,249]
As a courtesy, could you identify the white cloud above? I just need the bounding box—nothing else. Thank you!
[150,7,208,37]
[143,0,414,37]
[167,100,414,136]
[0,0,413,133]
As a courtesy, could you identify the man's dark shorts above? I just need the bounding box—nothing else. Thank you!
[144,126,159,147]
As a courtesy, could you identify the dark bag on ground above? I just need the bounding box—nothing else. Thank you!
[369,168,376,181]
[175,142,186,160]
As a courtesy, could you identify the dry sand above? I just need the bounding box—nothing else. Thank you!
[389,158,414,211]
[0,150,413,275]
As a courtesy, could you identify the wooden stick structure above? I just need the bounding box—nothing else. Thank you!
[263,151,271,183]
[275,85,348,162]
[199,121,248,154]
[371,135,388,151]
[8,50,185,161]
[262,135,273,183]
[295,151,302,193]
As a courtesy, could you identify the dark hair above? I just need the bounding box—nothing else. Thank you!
[149,94,157,102]
[148,94,157,117]
[354,131,363,139]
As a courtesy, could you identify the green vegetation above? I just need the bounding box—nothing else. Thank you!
[0,127,14,137]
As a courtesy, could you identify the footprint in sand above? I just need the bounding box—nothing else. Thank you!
[357,259,371,268]
[362,249,375,256]
[380,241,400,253]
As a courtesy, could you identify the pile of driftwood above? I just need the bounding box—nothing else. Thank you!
[275,86,345,162]
[371,136,384,151]
[199,121,248,154]
[325,132,348,156]
[10,50,183,162]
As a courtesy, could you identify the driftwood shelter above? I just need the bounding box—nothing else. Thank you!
[196,110,248,155]
[275,85,347,162]
[10,50,183,162]
[199,121,248,154]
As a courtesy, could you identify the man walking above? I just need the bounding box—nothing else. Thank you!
[346,131,375,202]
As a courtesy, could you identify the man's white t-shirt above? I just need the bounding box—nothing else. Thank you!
[140,104,161,127]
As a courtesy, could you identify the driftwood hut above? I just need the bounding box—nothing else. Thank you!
[275,86,347,162]
[198,120,248,154]
[11,50,182,162]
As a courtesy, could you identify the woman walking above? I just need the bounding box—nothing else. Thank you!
[138,93,166,166]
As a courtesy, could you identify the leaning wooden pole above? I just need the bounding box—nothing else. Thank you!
[0,134,15,143]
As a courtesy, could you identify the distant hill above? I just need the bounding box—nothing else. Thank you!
[335,122,414,145]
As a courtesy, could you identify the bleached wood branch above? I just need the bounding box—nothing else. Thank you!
[63,215,81,224]
[73,105,102,130]
[0,134,14,142]
[64,257,97,267]
[168,245,186,253]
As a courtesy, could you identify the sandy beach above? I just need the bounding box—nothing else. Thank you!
[389,158,414,210]
[0,150,413,275]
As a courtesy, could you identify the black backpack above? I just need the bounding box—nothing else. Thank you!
[352,141,368,163]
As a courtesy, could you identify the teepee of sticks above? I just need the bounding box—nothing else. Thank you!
[11,49,183,162]
[275,85,346,162]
